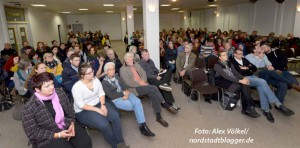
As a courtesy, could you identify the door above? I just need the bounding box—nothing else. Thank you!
[7,24,28,55]
[72,24,84,34]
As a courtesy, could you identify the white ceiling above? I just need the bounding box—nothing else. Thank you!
[2,0,251,14]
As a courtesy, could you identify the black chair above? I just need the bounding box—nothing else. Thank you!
[189,68,220,114]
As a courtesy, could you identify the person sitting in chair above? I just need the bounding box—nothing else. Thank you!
[214,50,260,118]
[102,62,155,137]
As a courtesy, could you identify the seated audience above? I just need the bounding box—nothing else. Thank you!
[74,44,87,63]
[13,59,32,98]
[1,43,17,60]
[104,49,122,74]
[165,41,177,72]
[3,55,19,89]
[43,53,63,84]
[62,50,75,69]
[29,51,41,65]
[102,62,155,137]
[128,45,140,63]
[175,44,197,79]
[92,52,106,79]
[214,51,260,118]
[72,63,129,148]
[25,62,60,96]
[86,46,97,62]
[59,43,67,62]
[62,54,80,101]
[245,45,300,103]
[120,53,178,127]
[20,46,33,60]
[139,49,181,111]
[230,49,294,122]
[262,43,299,86]
[52,46,62,64]
[22,72,92,148]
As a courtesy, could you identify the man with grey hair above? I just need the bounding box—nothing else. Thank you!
[120,53,178,128]
[104,48,122,74]
[175,43,197,80]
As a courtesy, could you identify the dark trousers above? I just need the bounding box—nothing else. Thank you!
[136,85,164,114]
[75,102,124,148]
[215,78,253,110]
[41,123,92,148]
[148,69,175,104]
[258,70,291,103]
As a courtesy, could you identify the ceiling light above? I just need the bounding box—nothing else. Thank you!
[31,4,46,7]
[79,8,88,10]
[208,5,217,7]
[161,4,171,6]
[103,4,114,6]
[172,0,177,2]
[62,12,71,14]
[133,8,137,10]
[178,10,184,13]
[297,8,300,12]
[171,8,180,10]
[106,11,114,13]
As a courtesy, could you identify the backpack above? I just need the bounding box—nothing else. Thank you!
[220,90,239,111]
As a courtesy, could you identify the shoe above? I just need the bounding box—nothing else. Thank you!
[159,83,172,91]
[166,106,178,114]
[117,142,130,148]
[275,105,294,116]
[289,84,300,92]
[156,117,169,127]
[204,96,212,104]
[172,104,181,111]
[263,111,275,123]
[140,125,155,137]
[241,107,260,118]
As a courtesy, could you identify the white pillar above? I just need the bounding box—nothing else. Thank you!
[126,6,134,45]
[143,0,160,69]
[293,0,300,37]
[121,11,127,42]
[183,11,190,29]
[0,1,9,50]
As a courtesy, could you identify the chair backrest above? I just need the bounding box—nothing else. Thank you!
[194,57,206,69]
[190,68,207,87]
[207,56,218,69]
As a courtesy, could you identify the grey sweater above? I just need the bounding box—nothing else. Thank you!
[13,69,31,95]
[139,59,159,80]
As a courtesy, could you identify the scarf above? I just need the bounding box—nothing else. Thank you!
[34,89,65,130]
[104,75,122,92]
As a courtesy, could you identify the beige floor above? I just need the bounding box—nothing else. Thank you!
[0,41,300,148]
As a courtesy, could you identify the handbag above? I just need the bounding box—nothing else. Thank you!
[220,90,239,111]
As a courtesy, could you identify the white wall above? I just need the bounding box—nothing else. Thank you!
[134,13,184,31]
[27,7,68,48]
[67,14,122,40]
[0,1,10,50]
[293,0,300,37]
[190,0,297,36]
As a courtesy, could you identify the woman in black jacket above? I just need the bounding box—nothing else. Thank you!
[22,72,91,148]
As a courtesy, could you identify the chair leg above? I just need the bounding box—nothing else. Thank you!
[197,91,201,114]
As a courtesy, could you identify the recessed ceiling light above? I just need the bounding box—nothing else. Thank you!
[133,8,137,10]
[62,12,71,14]
[171,8,180,10]
[178,10,184,13]
[208,5,217,7]
[106,11,114,13]
[161,4,171,7]
[79,8,88,11]
[298,8,300,12]
[103,4,114,6]
[31,4,46,7]
[172,0,177,2]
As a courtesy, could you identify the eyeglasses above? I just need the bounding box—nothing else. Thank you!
[85,70,94,75]
[108,68,115,71]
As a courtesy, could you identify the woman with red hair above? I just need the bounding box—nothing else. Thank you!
[3,55,20,89]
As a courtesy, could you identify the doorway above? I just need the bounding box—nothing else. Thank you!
[72,24,84,34]
[7,24,28,55]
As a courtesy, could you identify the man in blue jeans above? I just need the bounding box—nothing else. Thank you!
[262,42,299,87]
[245,44,300,104]
[231,48,294,123]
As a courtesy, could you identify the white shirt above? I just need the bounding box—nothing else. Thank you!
[183,54,190,68]
[234,57,243,66]
[72,78,105,113]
